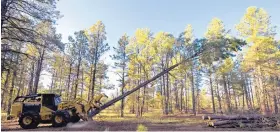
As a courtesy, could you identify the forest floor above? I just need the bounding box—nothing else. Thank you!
[2,111,280,131]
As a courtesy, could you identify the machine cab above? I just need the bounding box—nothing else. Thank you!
[10,94,61,118]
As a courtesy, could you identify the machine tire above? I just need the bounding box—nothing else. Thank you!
[19,112,40,129]
[52,111,70,127]
[70,114,80,123]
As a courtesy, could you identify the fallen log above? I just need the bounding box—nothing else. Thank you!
[208,120,254,127]
[207,114,263,120]
[208,120,235,127]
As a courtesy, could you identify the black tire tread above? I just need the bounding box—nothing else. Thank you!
[52,110,70,127]
[18,112,40,129]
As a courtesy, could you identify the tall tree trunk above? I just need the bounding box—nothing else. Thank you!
[28,62,35,94]
[59,67,63,95]
[185,75,189,113]
[74,58,81,99]
[2,70,10,108]
[66,62,72,100]
[180,80,183,112]
[7,69,17,115]
[33,49,45,94]
[216,79,222,111]
[136,66,141,117]
[17,65,24,97]
[88,66,93,101]
[223,75,231,113]
[162,60,168,115]
[191,66,196,115]
[140,84,146,116]
[91,46,99,99]
[243,76,251,109]
[80,68,84,98]
[175,81,179,110]
[257,65,265,113]
[120,65,125,117]
[273,94,278,114]
[209,72,215,113]
[8,52,19,115]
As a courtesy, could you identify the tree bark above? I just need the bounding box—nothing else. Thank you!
[191,66,196,115]
[120,65,125,117]
[216,79,222,111]
[66,62,72,100]
[74,57,81,99]
[17,65,24,97]
[223,75,231,113]
[80,68,84,98]
[7,52,19,115]
[7,68,17,115]
[180,80,183,111]
[209,72,215,113]
[2,70,10,108]
[28,62,35,95]
[88,65,93,101]
[33,49,45,94]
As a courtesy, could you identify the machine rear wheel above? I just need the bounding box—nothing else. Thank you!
[52,111,70,127]
[19,112,39,129]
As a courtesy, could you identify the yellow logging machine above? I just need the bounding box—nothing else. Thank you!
[10,93,108,129]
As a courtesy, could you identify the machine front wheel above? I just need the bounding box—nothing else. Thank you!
[52,111,70,127]
[70,114,80,123]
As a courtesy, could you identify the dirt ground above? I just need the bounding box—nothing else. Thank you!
[2,115,279,131]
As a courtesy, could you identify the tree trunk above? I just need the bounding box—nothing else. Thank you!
[223,75,231,113]
[216,79,222,111]
[185,75,189,113]
[59,67,63,95]
[80,68,84,98]
[175,81,179,110]
[7,69,17,115]
[28,62,35,95]
[17,66,24,97]
[209,72,215,113]
[180,80,183,112]
[273,94,278,114]
[88,65,93,101]
[74,57,81,99]
[2,70,10,108]
[257,65,265,113]
[8,52,19,115]
[191,66,196,115]
[120,65,125,117]
[66,62,72,100]
[243,76,251,109]
[33,49,45,94]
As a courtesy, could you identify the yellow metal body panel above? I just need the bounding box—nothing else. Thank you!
[39,106,54,120]
[10,102,22,117]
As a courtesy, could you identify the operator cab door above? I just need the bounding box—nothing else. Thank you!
[40,94,60,121]
[42,94,57,111]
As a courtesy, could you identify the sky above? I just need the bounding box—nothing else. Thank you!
[41,0,280,96]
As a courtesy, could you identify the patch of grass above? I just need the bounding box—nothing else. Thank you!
[137,124,148,131]
[94,111,205,126]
